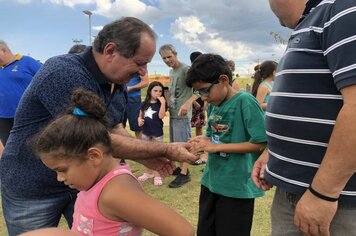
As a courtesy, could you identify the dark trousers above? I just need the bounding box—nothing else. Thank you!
[197,185,255,236]
[0,118,14,145]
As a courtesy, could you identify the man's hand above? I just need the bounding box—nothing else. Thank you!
[178,102,190,116]
[294,190,338,236]
[193,101,201,110]
[138,159,176,178]
[252,150,273,190]
[165,142,199,164]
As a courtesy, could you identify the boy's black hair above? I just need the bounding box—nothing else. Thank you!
[186,53,232,87]
[190,51,202,63]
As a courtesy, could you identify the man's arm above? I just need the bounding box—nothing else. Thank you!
[294,84,356,235]
[111,123,131,137]
[178,93,199,116]
[0,141,3,159]
[110,133,197,163]
[127,73,149,92]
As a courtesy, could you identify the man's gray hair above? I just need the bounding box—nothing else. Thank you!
[0,40,11,52]
[159,44,177,55]
[93,17,157,58]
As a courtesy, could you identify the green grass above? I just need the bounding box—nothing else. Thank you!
[0,125,274,236]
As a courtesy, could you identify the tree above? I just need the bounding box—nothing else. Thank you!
[270,32,287,45]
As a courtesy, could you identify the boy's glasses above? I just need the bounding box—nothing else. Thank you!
[197,79,219,97]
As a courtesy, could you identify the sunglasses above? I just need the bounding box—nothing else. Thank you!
[196,78,219,97]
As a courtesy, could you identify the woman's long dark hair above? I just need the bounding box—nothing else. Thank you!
[251,60,277,97]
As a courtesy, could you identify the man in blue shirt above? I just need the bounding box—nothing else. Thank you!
[124,73,149,138]
[0,40,41,147]
[0,17,197,235]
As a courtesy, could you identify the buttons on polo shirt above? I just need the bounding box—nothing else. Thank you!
[293,37,301,43]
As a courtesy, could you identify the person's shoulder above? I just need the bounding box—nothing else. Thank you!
[21,55,40,63]
[181,62,190,70]
[34,54,88,86]
[101,171,142,203]
[42,54,83,73]
[19,55,42,71]
[233,91,260,106]
[331,0,356,12]
[234,91,253,100]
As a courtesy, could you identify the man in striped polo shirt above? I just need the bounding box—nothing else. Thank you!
[252,0,356,235]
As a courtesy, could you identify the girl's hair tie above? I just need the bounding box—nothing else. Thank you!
[72,107,88,117]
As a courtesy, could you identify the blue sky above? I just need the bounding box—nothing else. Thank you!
[1,0,291,76]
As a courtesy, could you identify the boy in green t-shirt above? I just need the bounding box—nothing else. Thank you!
[187,54,267,236]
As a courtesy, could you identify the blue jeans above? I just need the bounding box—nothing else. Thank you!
[169,117,191,142]
[271,187,356,236]
[123,96,142,132]
[1,187,77,236]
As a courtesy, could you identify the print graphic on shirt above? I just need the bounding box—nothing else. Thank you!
[144,106,157,119]
[209,114,229,158]
[77,214,94,236]
[209,114,229,133]
[12,65,18,72]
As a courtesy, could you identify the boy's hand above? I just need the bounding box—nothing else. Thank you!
[189,136,213,153]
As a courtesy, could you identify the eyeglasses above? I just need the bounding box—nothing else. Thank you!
[196,79,219,97]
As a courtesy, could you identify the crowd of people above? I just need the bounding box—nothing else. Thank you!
[1,0,356,235]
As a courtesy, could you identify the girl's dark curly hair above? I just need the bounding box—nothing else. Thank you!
[33,89,112,160]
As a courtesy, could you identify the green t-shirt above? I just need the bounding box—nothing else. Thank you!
[202,91,267,199]
[168,62,193,119]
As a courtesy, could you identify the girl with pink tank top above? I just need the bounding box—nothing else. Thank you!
[33,89,194,236]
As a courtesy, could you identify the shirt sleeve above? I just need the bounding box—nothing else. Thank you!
[241,96,267,144]
[323,1,356,89]
[35,58,96,117]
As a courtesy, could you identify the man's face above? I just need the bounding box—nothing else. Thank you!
[268,0,306,29]
[103,33,156,84]
[0,47,8,67]
[160,50,178,68]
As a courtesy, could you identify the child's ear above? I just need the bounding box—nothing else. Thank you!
[87,147,104,166]
[219,74,230,84]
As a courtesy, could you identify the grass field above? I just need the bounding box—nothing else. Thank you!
[0,124,274,236]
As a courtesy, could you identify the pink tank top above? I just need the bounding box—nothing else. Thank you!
[72,164,143,236]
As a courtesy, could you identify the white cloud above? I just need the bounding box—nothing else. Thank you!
[93,0,160,22]
[48,0,93,8]
[171,16,205,45]
[9,0,290,76]
[171,16,252,61]
[92,25,103,31]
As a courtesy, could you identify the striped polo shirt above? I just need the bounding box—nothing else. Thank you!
[265,0,356,204]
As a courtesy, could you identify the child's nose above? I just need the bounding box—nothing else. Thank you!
[57,173,66,182]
